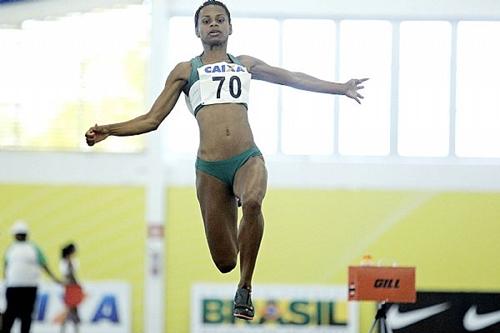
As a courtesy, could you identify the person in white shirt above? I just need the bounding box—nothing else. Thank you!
[84,0,367,320]
[2,221,60,333]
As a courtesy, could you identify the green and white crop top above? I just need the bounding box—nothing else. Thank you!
[183,54,251,116]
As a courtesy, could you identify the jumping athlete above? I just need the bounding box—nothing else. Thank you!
[85,0,367,320]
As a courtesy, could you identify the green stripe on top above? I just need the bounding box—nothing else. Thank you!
[4,246,9,266]
[33,243,47,266]
[228,54,242,65]
[183,54,242,95]
[183,56,203,95]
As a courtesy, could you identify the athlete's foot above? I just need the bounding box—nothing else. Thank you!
[233,287,254,320]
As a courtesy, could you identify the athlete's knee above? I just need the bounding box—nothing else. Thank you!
[214,258,237,273]
[242,197,262,217]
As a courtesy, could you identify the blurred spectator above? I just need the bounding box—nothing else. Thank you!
[59,243,83,333]
[1,220,61,333]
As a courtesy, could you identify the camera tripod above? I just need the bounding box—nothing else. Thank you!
[368,302,393,333]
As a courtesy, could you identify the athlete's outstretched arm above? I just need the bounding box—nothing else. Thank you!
[85,62,190,146]
[238,55,368,104]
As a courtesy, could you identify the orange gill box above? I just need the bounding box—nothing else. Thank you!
[348,266,416,303]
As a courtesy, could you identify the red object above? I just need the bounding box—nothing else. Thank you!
[348,266,416,303]
[64,284,85,307]
[147,225,164,238]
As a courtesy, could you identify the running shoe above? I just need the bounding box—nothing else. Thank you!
[233,287,254,320]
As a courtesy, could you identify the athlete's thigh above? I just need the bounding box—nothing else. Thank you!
[233,156,268,203]
[196,170,238,254]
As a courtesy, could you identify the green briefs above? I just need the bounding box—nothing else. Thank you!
[196,147,262,187]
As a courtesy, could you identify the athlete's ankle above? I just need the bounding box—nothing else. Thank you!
[238,283,251,291]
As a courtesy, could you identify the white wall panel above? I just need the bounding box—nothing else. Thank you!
[2,152,500,190]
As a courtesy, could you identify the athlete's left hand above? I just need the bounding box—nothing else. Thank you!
[344,78,369,104]
[85,124,110,146]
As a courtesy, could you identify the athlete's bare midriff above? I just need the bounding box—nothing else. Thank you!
[196,103,256,161]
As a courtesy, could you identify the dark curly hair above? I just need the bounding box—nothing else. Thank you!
[61,243,76,258]
[194,1,231,29]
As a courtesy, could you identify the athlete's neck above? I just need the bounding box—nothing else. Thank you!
[200,46,230,64]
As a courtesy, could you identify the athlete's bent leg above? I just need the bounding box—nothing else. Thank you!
[196,170,239,273]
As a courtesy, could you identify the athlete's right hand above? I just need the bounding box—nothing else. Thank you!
[85,124,110,146]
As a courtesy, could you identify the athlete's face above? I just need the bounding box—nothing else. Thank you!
[196,5,232,44]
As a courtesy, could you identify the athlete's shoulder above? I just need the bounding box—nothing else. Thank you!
[236,55,255,65]
[175,60,192,69]
[235,55,264,72]
[170,61,192,81]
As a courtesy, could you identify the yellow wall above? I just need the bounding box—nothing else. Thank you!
[0,184,145,333]
[166,188,500,333]
[2,184,500,333]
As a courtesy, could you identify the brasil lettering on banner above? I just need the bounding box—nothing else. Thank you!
[203,298,348,326]
[191,283,359,333]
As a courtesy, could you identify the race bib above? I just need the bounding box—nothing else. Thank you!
[197,62,251,106]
